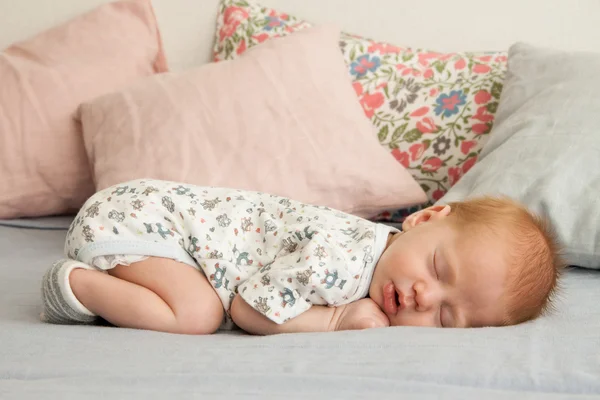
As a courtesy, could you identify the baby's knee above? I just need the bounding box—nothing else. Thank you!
[175,297,224,335]
[70,268,102,295]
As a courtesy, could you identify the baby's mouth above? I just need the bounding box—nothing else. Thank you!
[383,282,400,315]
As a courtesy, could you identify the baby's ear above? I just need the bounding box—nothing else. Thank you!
[402,205,451,232]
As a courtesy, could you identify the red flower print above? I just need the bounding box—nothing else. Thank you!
[423,157,442,172]
[219,24,237,41]
[430,88,439,97]
[472,64,491,74]
[448,167,463,186]
[219,7,249,41]
[224,7,249,24]
[409,143,425,161]
[352,81,364,97]
[384,44,402,54]
[454,59,466,70]
[432,189,446,201]
[462,156,478,174]
[367,43,381,52]
[360,92,385,118]
[391,149,410,168]
[252,33,269,43]
[402,68,420,77]
[418,52,440,66]
[477,55,492,62]
[368,43,402,54]
[495,55,508,63]
[460,140,477,155]
[472,106,494,122]
[474,90,492,105]
[396,64,407,70]
[424,69,434,79]
[410,106,430,117]
[236,39,247,55]
[472,124,490,135]
[417,117,437,134]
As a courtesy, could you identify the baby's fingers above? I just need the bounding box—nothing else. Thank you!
[374,313,390,328]
[358,316,389,330]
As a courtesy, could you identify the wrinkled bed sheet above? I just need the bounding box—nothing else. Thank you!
[1,218,599,399]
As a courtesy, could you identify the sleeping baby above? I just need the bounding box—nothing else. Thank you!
[40,179,564,334]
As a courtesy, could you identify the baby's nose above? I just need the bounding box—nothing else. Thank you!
[413,281,436,311]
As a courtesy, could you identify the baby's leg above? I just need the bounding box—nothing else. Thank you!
[41,257,224,334]
[70,257,224,334]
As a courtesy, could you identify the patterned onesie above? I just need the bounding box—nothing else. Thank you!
[65,179,398,329]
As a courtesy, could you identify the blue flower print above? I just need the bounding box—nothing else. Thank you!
[434,90,467,118]
[350,54,381,78]
[264,16,285,31]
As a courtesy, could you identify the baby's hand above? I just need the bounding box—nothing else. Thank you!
[334,298,390,331]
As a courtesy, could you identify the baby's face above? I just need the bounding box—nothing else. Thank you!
[369,205,510,328]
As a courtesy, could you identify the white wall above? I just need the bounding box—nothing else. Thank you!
[1,0,599,72]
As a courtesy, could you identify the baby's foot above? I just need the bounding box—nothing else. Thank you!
[40,259,97,324]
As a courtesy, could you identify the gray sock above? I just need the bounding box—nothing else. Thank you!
[40,259,98,324]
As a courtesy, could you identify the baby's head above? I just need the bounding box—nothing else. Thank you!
[369,196,565,328]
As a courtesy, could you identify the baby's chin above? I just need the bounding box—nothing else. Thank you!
[385,313,436,328]
[388,319,432,328]
[386,316,411,327]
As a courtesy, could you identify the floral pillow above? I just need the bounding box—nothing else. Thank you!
[213,0,507,222]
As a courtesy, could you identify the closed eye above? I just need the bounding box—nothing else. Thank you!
[439,306,446,328]
[435,253,444,327]
[433,251,440,280]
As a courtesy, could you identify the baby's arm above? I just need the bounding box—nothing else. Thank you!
[231,294,339,334]
[232,239,390,335]
[230,295,389,335]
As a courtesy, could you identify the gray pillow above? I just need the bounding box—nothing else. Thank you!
[437,42,600,269]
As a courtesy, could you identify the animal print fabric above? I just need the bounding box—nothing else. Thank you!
[65,179,396,328]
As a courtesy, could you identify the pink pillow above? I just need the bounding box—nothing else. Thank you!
[80,25,427,218]
[213,0,508,222]
[0,0,168,219]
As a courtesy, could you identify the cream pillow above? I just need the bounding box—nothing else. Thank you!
[80,26,427,218]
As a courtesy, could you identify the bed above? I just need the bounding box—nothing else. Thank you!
[1,0,600,398]
[2,218,600,397]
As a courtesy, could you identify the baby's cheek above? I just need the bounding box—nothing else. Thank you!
[391,312,435,327]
